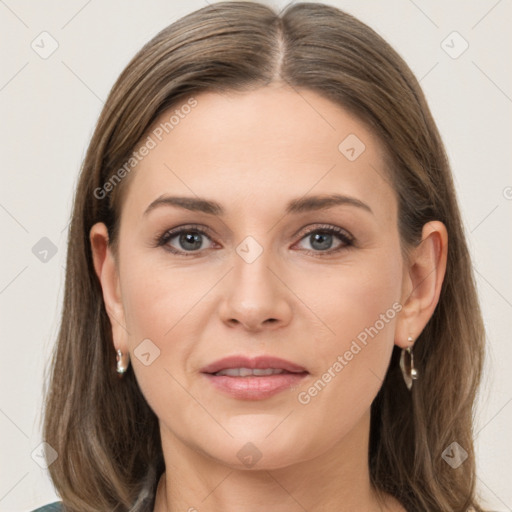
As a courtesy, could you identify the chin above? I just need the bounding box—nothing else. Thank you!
[217,444,309,472]
[198,422,313,471]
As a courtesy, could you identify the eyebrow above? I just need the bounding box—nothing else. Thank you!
[143,193,373,217]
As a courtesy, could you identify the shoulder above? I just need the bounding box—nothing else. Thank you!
[31,502,62,512]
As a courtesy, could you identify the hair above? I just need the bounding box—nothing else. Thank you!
[43,2,486,511]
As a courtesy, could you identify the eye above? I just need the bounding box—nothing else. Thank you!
[157,225,216,255]
[294,225,354,254]
[156,224,353,256]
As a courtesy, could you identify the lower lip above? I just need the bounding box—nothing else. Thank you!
[202,372,308,400]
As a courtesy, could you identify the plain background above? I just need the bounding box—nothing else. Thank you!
[0,1,511,510]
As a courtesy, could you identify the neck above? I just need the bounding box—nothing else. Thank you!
[153,410,403,512]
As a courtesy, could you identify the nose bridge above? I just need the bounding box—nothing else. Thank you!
[233,247,274,299]
[219,238,292,330]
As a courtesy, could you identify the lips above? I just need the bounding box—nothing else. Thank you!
[200,356,308,375]
[200,356,309,400]
[214,367,285,377]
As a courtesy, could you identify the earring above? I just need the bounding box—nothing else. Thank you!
[400,336,418,391]
[116,349,130,375]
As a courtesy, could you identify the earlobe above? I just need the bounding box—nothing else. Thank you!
[395,221,448,348]
[89,222,128,352]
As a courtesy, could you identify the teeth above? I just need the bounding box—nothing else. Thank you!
[214,367,285,377]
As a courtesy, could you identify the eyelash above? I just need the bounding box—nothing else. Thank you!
[155,223,355,257]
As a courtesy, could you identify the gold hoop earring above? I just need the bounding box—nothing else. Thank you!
[399,337,418,391]
[116,349,130,376]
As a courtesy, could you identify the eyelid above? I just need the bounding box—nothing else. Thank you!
[294,223,354,240]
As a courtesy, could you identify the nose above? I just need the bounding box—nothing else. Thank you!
[218,250,293,332]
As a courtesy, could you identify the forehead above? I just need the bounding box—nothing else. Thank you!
[120,85,396,223]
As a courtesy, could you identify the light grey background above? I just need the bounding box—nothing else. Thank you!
[1,1,511,510]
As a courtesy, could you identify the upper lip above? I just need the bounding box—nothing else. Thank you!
[200,356,308,374]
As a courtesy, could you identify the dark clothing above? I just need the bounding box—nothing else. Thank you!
[31,503,62,512]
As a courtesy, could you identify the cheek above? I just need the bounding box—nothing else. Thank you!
[297,245,402,349]
[117,253,213,391]
[292,249,402,439]
[120,255,217,340]
[117,259,209,424]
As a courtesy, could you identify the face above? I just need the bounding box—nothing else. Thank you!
[105,85,409,470]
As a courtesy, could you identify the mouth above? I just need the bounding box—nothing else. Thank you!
[212,367,289,377]
[200,356,309,400]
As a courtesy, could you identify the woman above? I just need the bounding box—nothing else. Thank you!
[34,2,487,511]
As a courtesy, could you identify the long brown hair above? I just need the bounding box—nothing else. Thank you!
[43,2,486,510]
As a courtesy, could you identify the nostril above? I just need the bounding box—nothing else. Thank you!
[225,317,279,329]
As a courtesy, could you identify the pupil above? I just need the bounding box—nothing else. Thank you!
[180,232,202,250]
[311,232,332,250]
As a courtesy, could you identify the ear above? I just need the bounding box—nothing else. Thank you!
[90,222,128,353]
[395,221,448,348]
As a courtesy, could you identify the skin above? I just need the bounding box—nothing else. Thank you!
[91,84,447,512]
